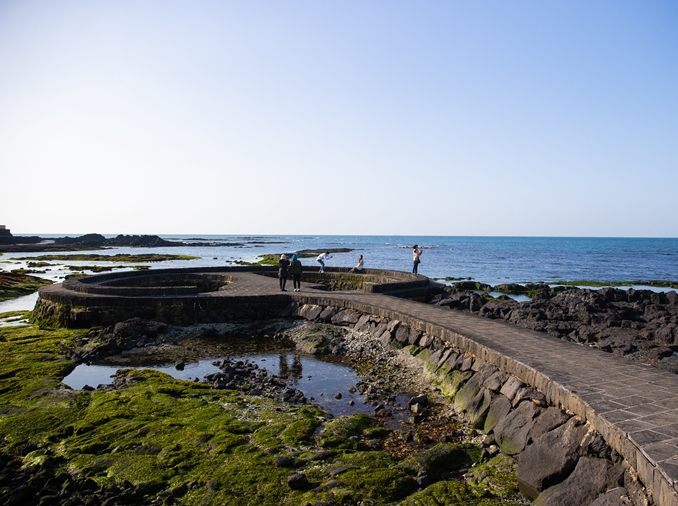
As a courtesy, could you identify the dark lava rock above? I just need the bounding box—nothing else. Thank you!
[204,357,306,404]
[517,417,594,499]
[533,457,623,506]
[589,488,632,506]
[408,394,428,407]
[287,473,309,490]
[493,400,541,455]
[432,284,678,372]
[275,456,296,468]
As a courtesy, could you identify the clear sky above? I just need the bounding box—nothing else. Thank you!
[1,1,676,237]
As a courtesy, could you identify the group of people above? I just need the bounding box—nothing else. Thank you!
[276,253,303,291]
[276,246,423,292]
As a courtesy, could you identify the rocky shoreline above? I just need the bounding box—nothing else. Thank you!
[431,284,678,374]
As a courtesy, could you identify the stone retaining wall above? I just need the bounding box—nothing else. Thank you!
[31,296,291,328]
[291,301,655,505]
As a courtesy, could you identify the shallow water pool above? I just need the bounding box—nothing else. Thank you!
[63,351,407,418]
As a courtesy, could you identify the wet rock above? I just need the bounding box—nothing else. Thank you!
[408,394,428,407]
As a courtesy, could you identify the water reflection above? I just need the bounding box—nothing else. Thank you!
[63,351,382,417]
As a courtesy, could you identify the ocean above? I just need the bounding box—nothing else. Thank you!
[4,235,677,287]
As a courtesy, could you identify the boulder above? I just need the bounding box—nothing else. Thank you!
[439,370,473,397]
[483,371,509,392]
[516,417,592,499]
[378,330,393,346]
[354,314,373,332]
[467,388,493,429]
[494,400,541,455]
[408,394,429,407]
[483,394,512,434]
[287,473,309,490]
[298,305,324,321]
[454,374,484,413]
[318,307,337,322]
[395,326,410,344]
[589,488,632,506]
[330,310,361,326]
[512,386,547,407]
[409,330,423,346]
[527,406,571,442]
[499,376,525,401]
[460,356,474,371]
[533,457,618,506]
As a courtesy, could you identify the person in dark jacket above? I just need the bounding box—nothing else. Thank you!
[289,253,303,292]
[278,254,290,291]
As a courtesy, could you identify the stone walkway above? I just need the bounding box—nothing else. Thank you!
[38,270,678,504]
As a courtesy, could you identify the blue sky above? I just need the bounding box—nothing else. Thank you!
[1,1,676,236]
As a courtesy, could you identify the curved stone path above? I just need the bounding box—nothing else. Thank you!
[38,270,678,504]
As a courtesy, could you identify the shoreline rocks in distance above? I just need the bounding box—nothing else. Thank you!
[0,232,247,252]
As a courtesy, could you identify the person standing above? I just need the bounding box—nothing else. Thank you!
[289,253,303,292]
[316,251,332,273]
[278,254,290,291]
[349,254,364,273]
[412,245,423,274]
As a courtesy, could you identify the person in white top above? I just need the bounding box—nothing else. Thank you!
[349,255,364,273]
[316,252,332,273]
[412,245,423,274]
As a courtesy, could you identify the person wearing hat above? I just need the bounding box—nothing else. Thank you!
[289,253,303,291]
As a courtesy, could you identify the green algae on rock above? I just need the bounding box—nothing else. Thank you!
[0,321,527,505]
[0,272,53,302]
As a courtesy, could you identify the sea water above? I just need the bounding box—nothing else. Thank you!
[3,235,678,288]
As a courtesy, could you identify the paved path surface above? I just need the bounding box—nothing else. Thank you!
[39,270,678,502]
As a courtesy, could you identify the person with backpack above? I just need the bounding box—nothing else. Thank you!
[289,253,303,292]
